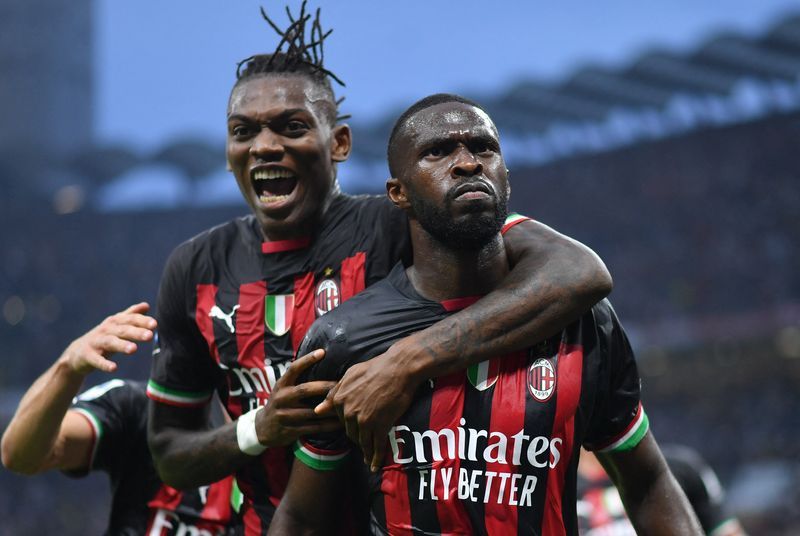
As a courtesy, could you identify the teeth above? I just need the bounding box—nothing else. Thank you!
[259,193,290,203]
[253,169,295,180]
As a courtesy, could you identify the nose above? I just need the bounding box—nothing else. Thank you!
[452,146,483,178]
[250,127,284,161]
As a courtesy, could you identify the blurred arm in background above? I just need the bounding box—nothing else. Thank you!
[0,302,155,474]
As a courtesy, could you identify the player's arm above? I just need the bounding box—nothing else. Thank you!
[148,349,341,489]
[597,432,704,535]
[318,217,611,469]
[268,461,343,535]
[1,303,155,474]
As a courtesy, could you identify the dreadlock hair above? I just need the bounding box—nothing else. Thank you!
[387,93,489,177]
[231,1,348,125]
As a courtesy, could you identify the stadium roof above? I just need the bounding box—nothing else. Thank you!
[350,12,800,167]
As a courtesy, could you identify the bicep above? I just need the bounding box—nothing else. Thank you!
[274,460,344,534]
[147,399,210,454]
[45,410,96,473]
[596,431,667,495]
[502,219,612,293]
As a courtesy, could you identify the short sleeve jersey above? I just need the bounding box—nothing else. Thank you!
[296,262,649,536]
[147,194,410,530]
[69,380,235,535]
[576,445,736,535]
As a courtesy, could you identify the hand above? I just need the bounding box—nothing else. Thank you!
[256,349,342,448]
[315,348,417,472]
[61,302,157,376]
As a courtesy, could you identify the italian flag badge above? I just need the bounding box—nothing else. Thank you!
[467,359,501,391]
[264,294,294,337]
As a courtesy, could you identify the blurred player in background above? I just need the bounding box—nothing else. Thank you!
[270,93,703,535]
[578,445,747,536]
[1,303,237,535]
[147,3,613,534]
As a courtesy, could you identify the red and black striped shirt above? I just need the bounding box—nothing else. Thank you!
[148,194,410,533]
[297,262,649,536]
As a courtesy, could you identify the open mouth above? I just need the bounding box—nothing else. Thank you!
[252,168,298,204]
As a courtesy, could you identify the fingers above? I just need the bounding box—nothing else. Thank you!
[122,302,150,314]
[278,381,337,404]
[81,351,118,374]
[371,434,387,473]
[314,383,338,416]
[360,427,374,468]
[279,349,325,386]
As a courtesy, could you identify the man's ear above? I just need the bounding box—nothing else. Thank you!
[386,177,410,209]
[331,124,352,162]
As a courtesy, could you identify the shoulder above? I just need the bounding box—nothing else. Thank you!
[73,379,145,414]
[329,194,403,224]
[302,271,441,378]
[165,215,256,265]
[589,299,615,324]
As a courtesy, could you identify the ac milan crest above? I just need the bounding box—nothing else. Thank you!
[528,358,556,402]
[315,279,340,316]
[264,295,294,337]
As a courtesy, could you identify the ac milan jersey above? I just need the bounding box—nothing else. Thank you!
[147,194,410,531]
[577,446,736,536]
[69,380,235,535]
[296,263,649,536]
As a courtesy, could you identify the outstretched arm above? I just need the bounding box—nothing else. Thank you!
[597,432,704,535]
[318,219,612,469]
[148,350,342,489]
[1,302,156,474]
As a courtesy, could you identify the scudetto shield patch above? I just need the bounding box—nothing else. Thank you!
[265,294,294,336]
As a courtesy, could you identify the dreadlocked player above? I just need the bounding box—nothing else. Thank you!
[147,4,612,533]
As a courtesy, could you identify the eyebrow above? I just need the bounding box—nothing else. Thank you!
[226,108,311,122]
[416,131,498,148]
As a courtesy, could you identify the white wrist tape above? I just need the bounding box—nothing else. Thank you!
[236,406,267,456]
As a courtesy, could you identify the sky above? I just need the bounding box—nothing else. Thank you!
[95,0,800,151]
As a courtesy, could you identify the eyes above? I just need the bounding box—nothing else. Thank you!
[421,140,498,160]
[228,119,311,140]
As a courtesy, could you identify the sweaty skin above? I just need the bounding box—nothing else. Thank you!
[317,105,611,471]
[270,99,700,536]
[148,74,610,494]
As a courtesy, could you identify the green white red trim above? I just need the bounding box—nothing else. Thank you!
[597,403,649,452]
[264,294,294,337]
[146,380,213,408]
[71,408,102,469]
[294,441,349,471]
[501,213,530,234]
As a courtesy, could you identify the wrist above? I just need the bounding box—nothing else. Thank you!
[237,406,267,455]
[389,335,436,387]
[54,354,89,384]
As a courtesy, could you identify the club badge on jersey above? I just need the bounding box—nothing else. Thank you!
[315,278,340,316]
[264,295,294,337]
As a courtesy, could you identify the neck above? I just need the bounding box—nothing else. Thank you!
[258,187,338,242]
[406,222,508,302]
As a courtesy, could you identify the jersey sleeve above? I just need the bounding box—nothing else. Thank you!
[68,379,140,476]
[583,300,649,452]
[147,245,217,408]
[293,322,354,471]
[501,212,531,234]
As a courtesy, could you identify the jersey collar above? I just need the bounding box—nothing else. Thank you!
[261,237,311,254]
